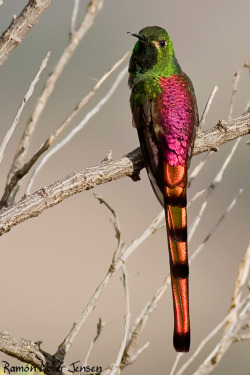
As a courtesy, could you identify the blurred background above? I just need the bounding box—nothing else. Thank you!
[0,0,249,374]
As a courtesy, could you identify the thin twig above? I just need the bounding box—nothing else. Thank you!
[0,51,130,208]
[55,210,165,361]
[170,353,183,375]
[5,0,104,204]
[189,151,213,187]
[198,85,219,132]
[26,66,128,194]
[177,240,250,375]
[0,0,52,66]
[176,296,250,375]
[187,189,206,207]
[121,277,169,368]
[70,0,80,35]
[193,300,250,375]
[228,70,242,121]
[188,137,241,241]
[229,240,250,312]
[94,192,123,257]
[82,318,105,367]
[220,238,250,347]
[0,52,50,165]
[190,189,243,263]
[109,265,131,375]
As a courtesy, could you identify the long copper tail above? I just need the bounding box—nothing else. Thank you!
[163,161,190,352]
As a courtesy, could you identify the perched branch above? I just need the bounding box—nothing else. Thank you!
[193,112,250,154]
[0,148,143,236]
[0,111,249,236]
[0,0,52,67]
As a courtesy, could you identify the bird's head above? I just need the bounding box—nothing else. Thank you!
[128,26,175,79]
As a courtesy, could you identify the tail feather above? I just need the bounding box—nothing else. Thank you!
[163,159,190,352]
[171,273,190,352]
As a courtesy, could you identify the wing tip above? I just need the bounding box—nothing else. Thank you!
[173,332,190,352]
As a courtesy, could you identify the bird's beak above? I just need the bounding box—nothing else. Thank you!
[127,32,145,41]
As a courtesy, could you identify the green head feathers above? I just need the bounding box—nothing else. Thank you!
[128,26,181,90]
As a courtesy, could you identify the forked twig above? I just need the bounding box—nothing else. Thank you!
[26,66,128,194]
[55,210,164,361]
[5,0,104,205]
[0,50,130,208]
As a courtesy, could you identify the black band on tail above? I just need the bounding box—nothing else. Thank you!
[174,332,190,352]
[171,263,189,279]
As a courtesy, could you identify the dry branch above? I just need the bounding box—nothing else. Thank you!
[0,331,64,375]
[0,50,129,208]
[5,0,104,205]
[193,112,250,153]
[0,0,52,67]
[0,112,249,236]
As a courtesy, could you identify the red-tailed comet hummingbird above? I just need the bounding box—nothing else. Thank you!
[128,26,199,352]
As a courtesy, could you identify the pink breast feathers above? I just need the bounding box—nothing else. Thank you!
[157,75,195,167]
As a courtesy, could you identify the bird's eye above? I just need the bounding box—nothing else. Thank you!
[160,40,166,47]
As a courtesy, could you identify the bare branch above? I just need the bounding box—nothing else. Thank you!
[5,0,104,204]
[93,193,122,253]
[0,51,130,208]
[189,137,241,241]
[190,189,243,263]
[82,318,105,367]
[70,0,80,35]
[55,210,164,361]
[0,52,50,165]
[26,66,128,194]
[0,110,249,235]
[0,331,64,375]
[0,0,52,67]
[0,148,143,236]
[177,240,250,375]
[176,296,250,375]
[188,151,213,186]
[228,70,242,121]
[198,85,219,132]
[109,266,131,375]
[193,111,250,154]
[121,277,169,369]
[0,331,97,375]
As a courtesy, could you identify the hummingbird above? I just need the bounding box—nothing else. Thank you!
[128,26,199,352]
